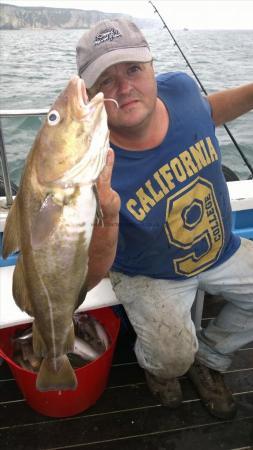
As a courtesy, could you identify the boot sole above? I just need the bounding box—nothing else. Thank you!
[203,399,237,419]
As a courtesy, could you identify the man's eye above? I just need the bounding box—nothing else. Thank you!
[128,65,141,74]
[100,77,113,88]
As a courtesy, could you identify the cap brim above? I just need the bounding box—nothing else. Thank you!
[81,47,152,89]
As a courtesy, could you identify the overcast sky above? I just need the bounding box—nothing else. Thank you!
[2,0,253,29]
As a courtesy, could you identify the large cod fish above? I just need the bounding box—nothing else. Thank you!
[3,75,109,391]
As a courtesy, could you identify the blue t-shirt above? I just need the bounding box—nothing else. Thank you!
[111,72,240,279]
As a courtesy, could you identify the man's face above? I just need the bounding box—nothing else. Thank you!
[89,62,157,132]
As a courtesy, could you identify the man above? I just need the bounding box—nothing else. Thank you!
[76,19,253,419]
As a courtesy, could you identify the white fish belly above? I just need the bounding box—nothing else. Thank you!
[62,186,96,248]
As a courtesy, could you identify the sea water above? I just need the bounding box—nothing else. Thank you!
[0,27,252,184]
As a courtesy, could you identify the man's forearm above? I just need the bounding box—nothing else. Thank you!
[86,214,119,291]
[207,83,253,127]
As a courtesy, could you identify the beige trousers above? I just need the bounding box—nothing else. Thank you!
[110,238,253,379]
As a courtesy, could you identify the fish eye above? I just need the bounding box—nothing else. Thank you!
[47,110,61,126]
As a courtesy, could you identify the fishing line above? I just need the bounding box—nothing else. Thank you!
[104,98,119,108]
[149,1,253,178]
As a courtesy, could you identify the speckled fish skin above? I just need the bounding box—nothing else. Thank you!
[3,76,109,391]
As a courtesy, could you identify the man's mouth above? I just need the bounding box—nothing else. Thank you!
[120,99,139,109]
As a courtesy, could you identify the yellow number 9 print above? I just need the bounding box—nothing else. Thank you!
[164,177,224,276]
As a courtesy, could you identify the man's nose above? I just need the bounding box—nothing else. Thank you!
[117,77,132,95]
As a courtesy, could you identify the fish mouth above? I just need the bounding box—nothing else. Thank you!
[73,75,104,123]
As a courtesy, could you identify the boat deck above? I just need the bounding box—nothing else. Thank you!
[0,295,253,450]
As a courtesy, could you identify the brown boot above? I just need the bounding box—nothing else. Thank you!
[188,360,237,419]
[145,371,182,408]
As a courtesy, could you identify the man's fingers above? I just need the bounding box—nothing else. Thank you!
[98,148,115,187]
[96,148,121,216]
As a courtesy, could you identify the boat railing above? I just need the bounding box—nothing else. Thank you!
[0,109,49,118]
[0,109,49,208]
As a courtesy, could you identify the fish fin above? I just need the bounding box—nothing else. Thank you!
[31,194,63,250]
[12,257,33,316]
[2,201,20,258]
[36,356,77,392]
[93,184,104,226]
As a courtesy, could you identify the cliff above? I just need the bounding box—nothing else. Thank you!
[0,3,157,30]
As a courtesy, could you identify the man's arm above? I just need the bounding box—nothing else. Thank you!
[87,148,121,291]
[207,83,253,127]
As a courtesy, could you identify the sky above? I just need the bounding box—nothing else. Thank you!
[1,0,253,29]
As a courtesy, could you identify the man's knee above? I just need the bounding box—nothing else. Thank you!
[161,341,197,378]
[135,327,198,379]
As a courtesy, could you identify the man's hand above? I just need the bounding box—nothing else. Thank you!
[97,148,121,220]
[87,148,120,291]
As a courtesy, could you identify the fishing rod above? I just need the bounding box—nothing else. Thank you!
[149,1,253,178]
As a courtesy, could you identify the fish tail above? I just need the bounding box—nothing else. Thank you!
[36,355,77,392]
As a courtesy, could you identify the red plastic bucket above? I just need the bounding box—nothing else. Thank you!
[0,307,120,417]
